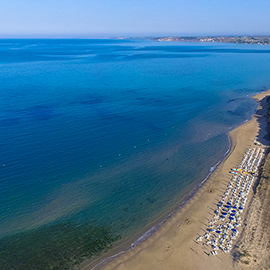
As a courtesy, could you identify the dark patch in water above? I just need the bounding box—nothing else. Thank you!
[227,110,242,117]
[70,94,105,107]
[146,198,155,204]
[25,105,55,121]
[136,97,163,103]
[0,222,121,270]
[79,96,104,105]
[0,118,20,127]
[227,97,246,103]
[136,97,147,100]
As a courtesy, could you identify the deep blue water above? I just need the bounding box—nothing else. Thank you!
[1,39,270,242]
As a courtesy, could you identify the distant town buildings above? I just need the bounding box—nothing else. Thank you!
[154,36,270,45]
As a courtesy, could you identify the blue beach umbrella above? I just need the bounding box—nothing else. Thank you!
[227,202,231,205]
[231,228,237,232]
[239,207,243,210]
[229,217,234,220]
[216,230,221,234]
[221,212,227,215]
[230,214,235,217]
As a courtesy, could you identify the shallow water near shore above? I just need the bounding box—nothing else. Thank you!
[1,39,270,268]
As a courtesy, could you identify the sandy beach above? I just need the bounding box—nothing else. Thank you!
[82,89,270,270]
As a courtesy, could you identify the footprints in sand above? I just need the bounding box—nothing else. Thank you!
[164,245,174,253]
[185,218,192,225]
[176,218,192,228]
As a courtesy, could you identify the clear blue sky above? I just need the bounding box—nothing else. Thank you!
[1,0,269,38]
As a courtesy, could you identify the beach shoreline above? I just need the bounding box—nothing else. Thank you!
[81,89,270,270]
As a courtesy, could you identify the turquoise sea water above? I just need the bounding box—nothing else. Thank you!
[1,39,270,267]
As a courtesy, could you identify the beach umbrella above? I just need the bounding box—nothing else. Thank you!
[230,214,235,217]
[216,230,221,234]
[229,217,234,220]
[231,228,237,232]
[239,207,243,210]
[227,202,231,205]
[221,212,227,215]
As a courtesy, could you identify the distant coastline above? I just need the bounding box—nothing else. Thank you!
[152,36,270,45]
[116,36,270,45]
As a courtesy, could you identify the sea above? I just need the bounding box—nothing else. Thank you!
[1,39,270,269]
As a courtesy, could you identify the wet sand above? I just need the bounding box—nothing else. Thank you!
[83,89,270,270]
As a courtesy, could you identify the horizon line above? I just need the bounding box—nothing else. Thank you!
[0,34,270,39]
